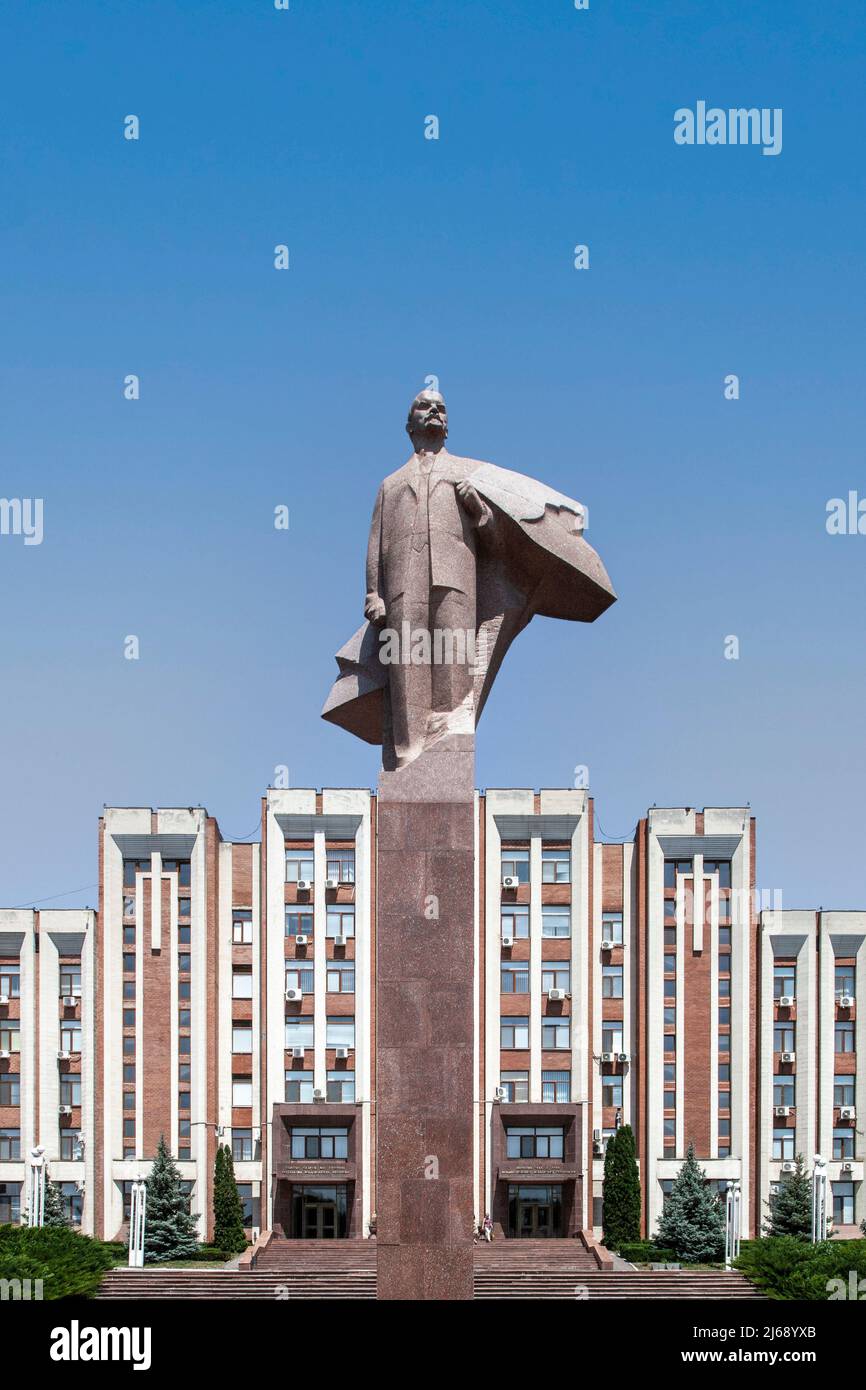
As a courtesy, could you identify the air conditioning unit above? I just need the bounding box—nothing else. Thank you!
[325,877,339,890]
[0,994,8,1005]
[502,876,519,889]
[59,1105,73,1116]
[285,987,303,1002]
[600,939,615,952]
[838,995,855,1008]
[334,934,348,948]
[600,1051,614,1063]
[618,1052,629,1064]
[335,1047,350,1059]
[312,1087,325,1101]
[780,1051,796,1064]
[840,1106,856,1120]
[778,995,795,1007]
[62,995,78,1008]
[57,1050,71,1062]
[297,879,312,891]
[781,1161,796,1173]
[295,935,309,947]
[593,1139,606,1155]
[493,1086,506,1101]
[501,935,514,949]
[291,1046,305,1059]
[0,1050,10,1060]
[841,1161,855,1173]
[774,1105,792,1117]
[548,988,565,1002]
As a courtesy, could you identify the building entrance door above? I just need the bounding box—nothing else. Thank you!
[291,1183,348,1238]
[507,1184,563,1238]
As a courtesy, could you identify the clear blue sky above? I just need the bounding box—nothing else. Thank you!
[1,0,864,910]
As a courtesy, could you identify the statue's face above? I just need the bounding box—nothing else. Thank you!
[408,391,447,441]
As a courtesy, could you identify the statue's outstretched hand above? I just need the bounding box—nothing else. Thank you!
[365,593,387,625]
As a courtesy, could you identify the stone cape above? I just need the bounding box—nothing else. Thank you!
[321,459,616,744]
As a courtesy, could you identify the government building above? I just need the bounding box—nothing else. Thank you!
[0,790,862,1244]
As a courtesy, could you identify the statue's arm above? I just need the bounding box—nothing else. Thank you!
[364,484,386,624]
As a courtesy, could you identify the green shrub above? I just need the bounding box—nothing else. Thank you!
[0,1224,116,1299]
[736,1237,866,1300]
[602,1126,642,1251]
[617,1242,677,1263]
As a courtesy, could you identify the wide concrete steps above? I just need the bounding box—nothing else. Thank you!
[98,1269,376,1300]
[255,1239,375,1273]
[475,1270,764,1299]
[475,1239,598,1272]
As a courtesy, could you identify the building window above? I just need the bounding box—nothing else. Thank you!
[179,924,191,945]
[664,1062,676,1085]
[663,1118,676,1147]
[834,1075,855,1108]
[664,897,677,922]
[232,909,253,944]
[664,859,691,889]
[501,907,529,940]
[773,1076,795,1107]
[285,1019,315,1049]
[178,1091,191,1112]
[326,1016,355,1049]
[285,910,314,938]
[602,1022,623,1054]
[664,953,676,975]
[541,848,570,883]
[326,850,355,883]
[772,1128,794,1160]
[0,1026,20,1053]
[541,1070,570,1102]
[286,964,315,994]
[59,1182,83,1226]
[285,849,314,883]
[542,1019,570,1050]
[501,1071,529,1102]
[178,1035,191,1056]
[601,911,623,944]
[0,1129,21,1160]
[835,966,855,999]
[602,965,623,999]
[178,898,191,919]
[123,926,135,945]
[0,1076,20,1106]
[326,963,355,994]
[602,1074,623,1108]
[835,1021,855,1053]
[123,1063,135,1085]
[541,907,571,939]
[59,1076,81,1107]
[541,961,570,993]
[833,1127,855,1160]
[665,1034,678,1056]
[290,1127,348,1161]
[659,1179,675,1206]
[59,967,81,997]
[327,1071,355,1102]
[178,980,191,1001]
[326,906,354,939]
[501,1016,529,1050]
[60,1132,82,1160]
[773,964,796,999]
[506,1126,565,1160]
[232,1078,253,1107]
[0,1182,21,1223]
[774,1023,795,1053]
[123,858,149,888]
[178,953,191,974]
[123,1036,135,1056]
[59,1023,82,1053]
[704,860,731,889]
[232,968,253,999]
[237,1182,254,1226]
[718,976,731,1000]
[502,961,530,994]
[719,925,731,947]
[232,1128,254,1162]
[501,848,529,884]
[123,895,136,918]
[285,1072,314,1103]
[832,1182,855,1226]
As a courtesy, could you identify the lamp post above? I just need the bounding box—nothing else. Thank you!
[27,1146,46,1228]
[724,1179,741,1270]
[811,1155,827,1244]
[128,1178,147,1268]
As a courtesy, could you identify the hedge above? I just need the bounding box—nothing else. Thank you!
[735,1237,866,1300]
[0,1224,116,1299]
[616,1242,678,1263]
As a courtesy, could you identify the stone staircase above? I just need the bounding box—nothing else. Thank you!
[98,1238,763,1300]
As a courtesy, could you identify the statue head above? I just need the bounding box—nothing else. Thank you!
[406,389,448,450]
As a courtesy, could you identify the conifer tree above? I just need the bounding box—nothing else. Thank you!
[213,1143,247,1254]
[654,1142,725,1262]
[602,1124,641,1250]
[143,1135,199,1263]
[763,1153,812,1240]
[42,1178,69,1228]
